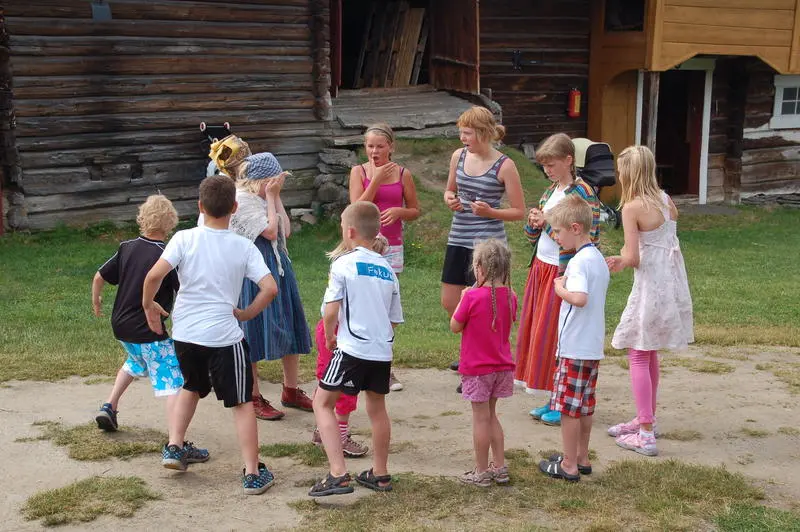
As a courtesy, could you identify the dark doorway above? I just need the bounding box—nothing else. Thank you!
[655,70,704,196]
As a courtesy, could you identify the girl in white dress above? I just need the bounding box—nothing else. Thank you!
[606,145,694,457]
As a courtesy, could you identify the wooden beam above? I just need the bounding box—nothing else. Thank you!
[645,71,660,154]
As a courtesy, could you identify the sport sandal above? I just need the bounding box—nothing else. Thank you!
[309,472,354,497]
[539,459,580,482]
[356,468,393,492]
[547,454,591,475]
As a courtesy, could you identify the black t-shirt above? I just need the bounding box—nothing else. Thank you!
[98,236,179,343]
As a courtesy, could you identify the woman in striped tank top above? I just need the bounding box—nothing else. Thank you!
[442,107,526,377]
[516,134,601,426]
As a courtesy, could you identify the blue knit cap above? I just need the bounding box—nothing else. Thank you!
[244,152,283,180]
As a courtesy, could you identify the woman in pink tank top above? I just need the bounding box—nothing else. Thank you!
[348,123,420,392]
[348,123,420,274]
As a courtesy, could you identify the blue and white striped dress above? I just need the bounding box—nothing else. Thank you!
[447,148,509,249]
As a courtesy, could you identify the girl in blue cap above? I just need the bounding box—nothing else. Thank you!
[229,152,313,420]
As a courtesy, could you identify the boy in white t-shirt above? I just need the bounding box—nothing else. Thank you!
[538,195,609,482]
[309,201,404,497]
[142,175,279,495]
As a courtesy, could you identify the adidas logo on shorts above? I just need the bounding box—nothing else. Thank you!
[343,380,355,388]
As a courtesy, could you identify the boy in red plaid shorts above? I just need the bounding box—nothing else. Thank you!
[537,195,609,482]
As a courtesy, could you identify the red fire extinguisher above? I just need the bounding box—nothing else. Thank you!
[567,88,581,118]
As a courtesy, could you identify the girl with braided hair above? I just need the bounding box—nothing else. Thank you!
[450,239,518,487]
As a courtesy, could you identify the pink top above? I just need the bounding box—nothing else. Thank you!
[361,164,405,245]
[453,286,518,376]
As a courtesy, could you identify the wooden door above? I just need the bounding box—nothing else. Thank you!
[685,70,705,196]
[429,0,479,93]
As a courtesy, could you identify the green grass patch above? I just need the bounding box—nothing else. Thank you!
[716,503,800,531]
[259,442,327,467]
[439,410,461,417]
[664,357,735,374]
[28,421,166,461]
[290,451,767,530]
[774,365,800,394]
[778,426,800,436]
[21,476,159,526]
[660,430,703,442]
[741,427,771,438]
[1,140,799,382]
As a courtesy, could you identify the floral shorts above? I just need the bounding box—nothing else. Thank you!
[550,358,599,418]
[120,339,184,396]
[461,371,514,403]
[384,244,404,273]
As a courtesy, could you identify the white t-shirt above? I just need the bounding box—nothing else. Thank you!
[161,226,271,347]
[557,244,609,360]
[322,247,404,362]
[536,186,567,265]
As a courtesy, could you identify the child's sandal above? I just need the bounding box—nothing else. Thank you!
[356,468,393,492]
[308,472,355,497]
[538,459,580,482]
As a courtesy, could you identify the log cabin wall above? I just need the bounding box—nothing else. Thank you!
[0,6,16,233]
[479,0,591,146]
[4,0,324,230]
[740,61,800,199]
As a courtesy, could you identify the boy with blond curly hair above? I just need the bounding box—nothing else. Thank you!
[92,196,206,462]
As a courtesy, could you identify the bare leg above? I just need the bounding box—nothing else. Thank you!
[164,392,179,429]
[470,401,492,472]
[365,391,391,481]
[441,283,466,318]
[559,415,580,476]
[232,401,260,475]
[313,388,347,476]
[577,415,593,467]
[167,389,200,447]
[105,368,136,410]
[282,354,299,389]
[251,362,261,398]
[488,398,505,468]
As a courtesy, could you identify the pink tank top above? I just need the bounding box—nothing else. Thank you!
[361,164,405,245]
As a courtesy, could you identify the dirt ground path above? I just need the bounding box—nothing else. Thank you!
[2,346,799,531]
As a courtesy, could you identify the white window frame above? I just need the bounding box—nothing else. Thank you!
[770,75,800,130]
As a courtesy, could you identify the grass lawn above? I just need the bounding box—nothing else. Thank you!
[1,140,798,382]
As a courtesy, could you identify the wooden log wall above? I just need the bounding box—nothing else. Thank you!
[739,60,800,198]
[5,0,324,230]
[479,0,590,146]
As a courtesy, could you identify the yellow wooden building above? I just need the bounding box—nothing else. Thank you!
[589,0,800,203]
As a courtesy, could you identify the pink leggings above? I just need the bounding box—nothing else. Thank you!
[315,320,358,416]
[628,349,659,424]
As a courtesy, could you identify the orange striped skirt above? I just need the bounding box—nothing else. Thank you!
[514,257,562,393]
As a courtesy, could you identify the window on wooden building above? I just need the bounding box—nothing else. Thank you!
[771,75,800,129]
[605,0,645,32]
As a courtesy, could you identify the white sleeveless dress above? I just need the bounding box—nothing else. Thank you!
[612,192,694,351]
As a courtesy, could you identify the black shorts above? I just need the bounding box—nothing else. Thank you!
[319,349,391,395]
[174,340,252,408]
[441,245,475,286]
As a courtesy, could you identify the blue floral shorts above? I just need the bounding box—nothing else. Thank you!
[120,339,184,396]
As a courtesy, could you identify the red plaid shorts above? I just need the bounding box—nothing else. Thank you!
[549,357,599,418]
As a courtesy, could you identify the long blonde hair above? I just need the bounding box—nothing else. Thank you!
[472,239,513,331]
[536,133,577,181]
[616,145,662,210]
[326,234,389,261]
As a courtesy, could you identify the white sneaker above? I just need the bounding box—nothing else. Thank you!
[389,372,403,392]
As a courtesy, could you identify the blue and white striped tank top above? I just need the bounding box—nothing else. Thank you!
[447,149,508,249]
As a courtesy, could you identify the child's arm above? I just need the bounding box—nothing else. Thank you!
[606,202,641,272]
[142,258,175,335]
[449,288,470,333]
[262,177,284,241]
[379,169,421,226]
[274,192,292,239]
[554,276,588,308]
[91,272,105,317]
[323,300,341,350]
[234,274,278,321]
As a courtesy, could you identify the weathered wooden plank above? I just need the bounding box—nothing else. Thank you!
[14,92,315,117]
[742,145,800,165]
[24,199,201,230]
[663,6,794,30]
[666,0,793,9]
[13,73,312,99]
[15,108,319,136]
[5,17,311,41]
[12,55,313,77]
[481,17,590,35]
[480,0,589,18]
[662,22,792,47]
[16,124,326,151]
[6,1,309,23]
[10,35,311,57]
